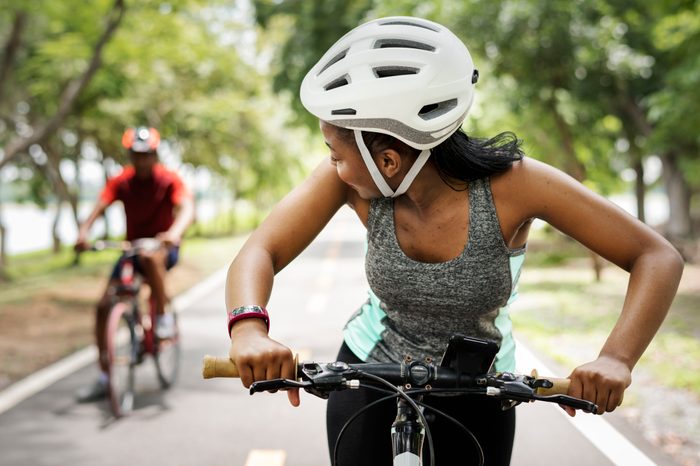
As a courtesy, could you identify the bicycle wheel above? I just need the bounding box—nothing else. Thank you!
[106,302,136,417]
[154,308,181,389]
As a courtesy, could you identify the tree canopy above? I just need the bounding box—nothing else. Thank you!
[0,0,698,266]
[250,0,700,242]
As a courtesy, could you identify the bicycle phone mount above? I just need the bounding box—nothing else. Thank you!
[439,334,499,374]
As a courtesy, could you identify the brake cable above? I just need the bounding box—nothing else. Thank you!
[354,371,436,466]
[332,385,485,466]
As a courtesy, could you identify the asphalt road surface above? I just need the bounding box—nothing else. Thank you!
[0,206,677,466]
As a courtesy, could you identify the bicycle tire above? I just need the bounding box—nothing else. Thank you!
[154,308,181,389]
[106,302,136,417]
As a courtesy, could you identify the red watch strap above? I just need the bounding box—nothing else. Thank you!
[228,305,270,337]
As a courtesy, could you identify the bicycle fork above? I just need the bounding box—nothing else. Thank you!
[391,396,425,466]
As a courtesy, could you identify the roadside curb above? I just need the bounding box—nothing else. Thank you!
[0,265,229,416]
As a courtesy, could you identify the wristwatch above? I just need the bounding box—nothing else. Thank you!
[227,305,270,336]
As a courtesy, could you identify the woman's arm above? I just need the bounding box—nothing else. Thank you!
[509,157,684,414]
[226,159,350,405]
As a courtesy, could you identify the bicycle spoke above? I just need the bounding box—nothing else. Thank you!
[155,311,181,389]
[107,305,136,417]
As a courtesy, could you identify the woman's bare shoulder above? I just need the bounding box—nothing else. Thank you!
[490,156,553,187]
[490,156,579,211]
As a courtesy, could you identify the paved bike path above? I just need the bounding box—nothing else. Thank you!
[0,206,677,466]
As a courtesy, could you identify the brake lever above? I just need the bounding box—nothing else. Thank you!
[534,394,599,414]
[249,378,311,394]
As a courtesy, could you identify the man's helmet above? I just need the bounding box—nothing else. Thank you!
[121,127,161,153]
[300,16,479,197]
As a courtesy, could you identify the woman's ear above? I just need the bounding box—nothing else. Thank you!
[377,149,402,179]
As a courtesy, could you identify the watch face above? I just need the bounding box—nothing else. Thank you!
[232,305,263,316]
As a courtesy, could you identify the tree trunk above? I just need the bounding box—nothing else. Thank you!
[633,158,646,223]
[0,0,125,170]
[100,158,111,239]
[588,250,603,281]
[52,201,62,253]
[0,194,7,280]
[661,151,692,241]
[0,11,27,107]
[545,97,603,280]
[547,98,587,181]
[43,142,80,229]
[228,183,238,235]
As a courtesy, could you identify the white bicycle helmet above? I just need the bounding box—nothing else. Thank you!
[300,16,479,197]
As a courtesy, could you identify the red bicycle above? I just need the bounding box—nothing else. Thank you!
[92,239,181,417]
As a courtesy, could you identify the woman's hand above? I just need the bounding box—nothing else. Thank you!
[564,355,632,416]
[228,319,300,406]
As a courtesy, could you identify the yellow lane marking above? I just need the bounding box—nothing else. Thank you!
[244,449,286,466]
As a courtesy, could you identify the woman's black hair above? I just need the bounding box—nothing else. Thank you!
[431,129,524,189]
[338,126,524,191]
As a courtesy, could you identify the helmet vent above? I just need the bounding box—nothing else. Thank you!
[318,49,348,75]
[373,66,420,78]
[324,75,350,91]
[374,39,435,52]
[331,108,357,115]
[418,99,458,120]
[379,19,438,32]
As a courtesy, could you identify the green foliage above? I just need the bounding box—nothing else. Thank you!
[647,2,700,188]
[0,0,309,225]
[2,0,700,247]
[512,263,700,397]
[253,0,375,129]
[0,244,118,285]
[249,0,699,206]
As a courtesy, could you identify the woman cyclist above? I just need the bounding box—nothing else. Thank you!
[224,16,683,465]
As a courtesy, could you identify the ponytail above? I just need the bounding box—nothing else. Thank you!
[334,124,524,190]
[431,129,524,189]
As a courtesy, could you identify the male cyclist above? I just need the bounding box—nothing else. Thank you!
[75,126,194,402]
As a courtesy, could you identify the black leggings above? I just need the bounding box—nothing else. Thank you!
[326,343,516,466]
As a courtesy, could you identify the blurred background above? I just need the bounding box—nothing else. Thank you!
[0,0,698,464]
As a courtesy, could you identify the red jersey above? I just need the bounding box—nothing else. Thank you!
[99,164,192,241]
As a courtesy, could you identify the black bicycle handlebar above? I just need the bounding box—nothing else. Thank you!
[202,356,598,414]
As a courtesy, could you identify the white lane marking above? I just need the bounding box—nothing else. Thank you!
[0,264,229,416]
[172,265,228,311]
[515,339,657,466]
[244,449,286,466]
[0,346,97,415]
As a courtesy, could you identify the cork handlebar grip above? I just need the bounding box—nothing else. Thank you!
[202,356,239,379]
[530,369,571,395]
[202,354,300,380]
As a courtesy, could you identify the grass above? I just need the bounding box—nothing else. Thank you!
[0,232,249,389]
[1,246,120,281]
[0,235,247,305]
[511,246,700,398]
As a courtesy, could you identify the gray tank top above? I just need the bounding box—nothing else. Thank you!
[343,177,525,370]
